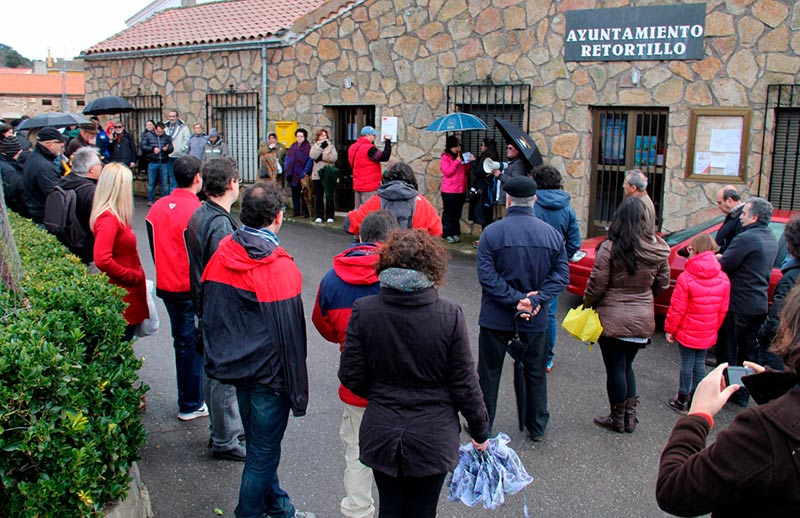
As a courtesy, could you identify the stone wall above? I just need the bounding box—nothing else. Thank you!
[0,95,84,120]
[84,0,800,233]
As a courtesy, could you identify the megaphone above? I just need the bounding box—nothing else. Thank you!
[483,158,509,174]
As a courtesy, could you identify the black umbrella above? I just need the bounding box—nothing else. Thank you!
[83,96,135,115]
[15,112,91,131]
[506,311,532,432]
[494,118,544,170]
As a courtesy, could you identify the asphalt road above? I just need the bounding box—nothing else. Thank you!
[130,200,734,517]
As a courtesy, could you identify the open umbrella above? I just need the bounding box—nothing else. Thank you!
[506,311,532,432]
[15,112,91,131]
[83,96,135,115]
[426,113,488,132]
[494,118,543,170]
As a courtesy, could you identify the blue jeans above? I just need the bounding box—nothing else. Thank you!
[546,297,558,363]
[167,158,178,192]
[478,327,549,438]
[678,344,706,396]
[235,385,295,518]
[147,162,169,202]
[163,299,204,413]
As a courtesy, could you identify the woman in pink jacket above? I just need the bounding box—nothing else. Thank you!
[440,135,473,243]
[664,234,730,413]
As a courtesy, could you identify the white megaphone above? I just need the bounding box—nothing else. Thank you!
[483,158,509,174]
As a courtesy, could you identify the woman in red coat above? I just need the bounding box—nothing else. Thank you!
[664,234,730,413]
[90,162,148,341]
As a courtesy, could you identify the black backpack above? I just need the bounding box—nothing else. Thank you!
[43,184,90,251]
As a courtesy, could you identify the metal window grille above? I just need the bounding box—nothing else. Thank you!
[761,84,800,210]
[589,107,668,236]
[121,92,163,175]
[445,82,531,160]
[206,91,260,183]
[331,105,376,211]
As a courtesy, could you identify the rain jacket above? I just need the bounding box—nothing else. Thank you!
[140,132,173,163]
[534,189,582,258]
[344,180,442,236]
[203,137,229,162]
[477,205,569,332]
[440,152,468,194]
[584,236,671,338]
[165,119,190,159]
[664,251,730,349]
[312,243,381,407]
[201,229,308,416]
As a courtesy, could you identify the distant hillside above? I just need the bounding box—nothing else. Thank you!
[0,44,33,68]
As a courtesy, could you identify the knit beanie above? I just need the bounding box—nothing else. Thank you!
[1,136,22,157]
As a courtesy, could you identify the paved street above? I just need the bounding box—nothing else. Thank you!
[129,199,733,517]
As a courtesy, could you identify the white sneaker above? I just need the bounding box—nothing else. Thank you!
[178,402,209,421]
[326,218,334,223]
[314,218,323,223]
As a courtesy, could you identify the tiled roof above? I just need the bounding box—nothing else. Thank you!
[85,0,329,55]
[0,74,84,96]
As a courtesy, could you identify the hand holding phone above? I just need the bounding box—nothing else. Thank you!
[723,366,755,387]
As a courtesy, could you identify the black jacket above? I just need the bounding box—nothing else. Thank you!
[0,153,29,217]
[720,222,778,315]
[140,132,173,163]
[758,258,800,347]
[56,173,97,264]
[109,131,138,166]
[22,144,62,223]
[185,200,239,315]
[339,286,489,477]
[716,205,744,254]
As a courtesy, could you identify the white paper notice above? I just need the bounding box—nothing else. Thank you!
[710,155,727,169]
[709,129,741,153]
[724,153,740,176]
[695,152,712,175]
[381,116,399,143]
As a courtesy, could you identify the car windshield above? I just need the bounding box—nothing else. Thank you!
[663,216,724,247]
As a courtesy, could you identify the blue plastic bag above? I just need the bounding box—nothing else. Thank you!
[448,433,534,510]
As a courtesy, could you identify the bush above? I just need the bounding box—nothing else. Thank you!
[0,212,147,516]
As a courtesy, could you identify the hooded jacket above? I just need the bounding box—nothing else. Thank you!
[534,189,582,258]
[22,143,62,223]
[203,131,229,162]
[186,133,207,160]
[343,180,443,237]
[312,243,381,407]
[657,386,800,517]
[440,152,468,194]
[584,236,671,338]
[664,251,730,349]
[165,119,190,159]
[201,229,308,416]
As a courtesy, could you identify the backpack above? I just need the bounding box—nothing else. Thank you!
[43,184,89,250]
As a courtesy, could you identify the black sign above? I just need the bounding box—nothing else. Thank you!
[564,3,706,62]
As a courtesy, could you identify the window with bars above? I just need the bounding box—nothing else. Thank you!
[121,93,163,175]
[763,85,800,211]
[206,91,259,183]
[589,107,668,236]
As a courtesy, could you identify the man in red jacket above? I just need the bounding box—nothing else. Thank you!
[146,155,206,421]
[312,210,398,518]
[347,126,391,208]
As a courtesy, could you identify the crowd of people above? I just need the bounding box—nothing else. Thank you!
[1,112,798,518]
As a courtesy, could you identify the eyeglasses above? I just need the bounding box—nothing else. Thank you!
[506,146,514,150]
[114,125,123,128]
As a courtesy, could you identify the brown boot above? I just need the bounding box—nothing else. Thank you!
[594,402,626,433]
[625,396,640,433]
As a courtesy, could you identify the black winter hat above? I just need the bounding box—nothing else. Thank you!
[37,127,68,142]
[1,136,22,156]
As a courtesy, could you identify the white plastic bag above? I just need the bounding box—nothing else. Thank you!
[135,279,159,337]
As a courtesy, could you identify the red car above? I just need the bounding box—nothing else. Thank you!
[567,210,799,316]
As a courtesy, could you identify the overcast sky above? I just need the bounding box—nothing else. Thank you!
[4,0,155,61]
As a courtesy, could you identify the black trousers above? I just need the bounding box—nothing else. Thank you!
[715,311,765,404]
[598,337,641,404]
[290,184,309,216]
[313,179,335,220]
[441,192,466,238]
[373,470,446,518]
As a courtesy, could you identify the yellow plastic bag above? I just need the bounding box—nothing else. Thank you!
[562,304,603,344]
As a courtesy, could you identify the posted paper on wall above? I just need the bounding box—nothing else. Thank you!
[381,116,398,143]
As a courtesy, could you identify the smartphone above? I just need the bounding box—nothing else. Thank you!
[724,366,755,387]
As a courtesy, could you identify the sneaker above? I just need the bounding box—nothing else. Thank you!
[667,397,688,415]
[314,218,323,223]
[546,359,554,373]
[294,512,317,518]
[178,402,209,421]
[445,236,457,244]
[452,235,461,243]
[212,443,246,462]
[326,218,334,223]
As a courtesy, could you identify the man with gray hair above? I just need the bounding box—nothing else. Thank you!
[623,169,656,230]
[477,176,569,442]
[55,146,103,266]
[717,197,778,405]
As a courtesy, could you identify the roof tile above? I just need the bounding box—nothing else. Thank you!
[85,0,328,55]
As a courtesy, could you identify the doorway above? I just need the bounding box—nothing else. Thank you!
[330,105,375,212]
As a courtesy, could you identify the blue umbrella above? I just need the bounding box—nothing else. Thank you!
[426,113,489,132]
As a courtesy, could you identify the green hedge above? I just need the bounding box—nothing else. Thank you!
[0,212,147,516]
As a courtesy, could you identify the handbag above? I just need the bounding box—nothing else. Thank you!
[135,279,160,337]
[561,304,602,344]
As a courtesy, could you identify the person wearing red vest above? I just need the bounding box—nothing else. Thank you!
[146,155,207,421]
[347,126,391,209]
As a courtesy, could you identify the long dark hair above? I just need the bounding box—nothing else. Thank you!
[481,138,499,162]
[444,135,460,159]
[607,197,652,275]
[773,283,800,373]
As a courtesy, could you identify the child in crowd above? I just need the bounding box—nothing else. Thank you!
[663,234,730,413]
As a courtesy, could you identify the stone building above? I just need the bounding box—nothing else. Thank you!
[0,67,85,120]
[83,0,800,235]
